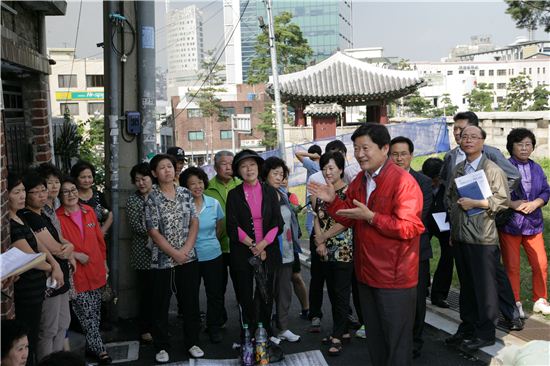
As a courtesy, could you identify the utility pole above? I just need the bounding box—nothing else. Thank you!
[137,1,157,160]
[263,0,286,160]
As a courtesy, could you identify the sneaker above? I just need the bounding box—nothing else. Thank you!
[278,329,301,342]
[188,345,204,358]
[516,301,526,319]
[533,298,550,315]
[355,325,366,339]
[309,317,321,333]
[155,350,169,363]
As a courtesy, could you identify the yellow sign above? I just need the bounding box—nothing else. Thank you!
[55,91,104,101]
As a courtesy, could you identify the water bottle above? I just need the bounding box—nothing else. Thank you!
[255,322,269,365]
[241,324,254,366]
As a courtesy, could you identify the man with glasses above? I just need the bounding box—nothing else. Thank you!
[446,125,509,350]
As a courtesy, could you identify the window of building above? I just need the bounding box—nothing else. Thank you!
[543,67,546,74]
[470,70,476,75]
[86,75,104,88]
[220,130,232,140]
[529,68,532,74]
[221,107,236,118]
[497,96,504,103]
[497,83,507,89]
[458,70,464,74]
[243,106,252,114]
[447,70,453,75]
[479,70,485,76]
[487,83,494,89]
[58,75,77,88]
[87,103,104,115]
[187,109,203,118]
[488,70,494,76]
[497,69,506,76]
[188,131,204,141]
[60,103,79,115]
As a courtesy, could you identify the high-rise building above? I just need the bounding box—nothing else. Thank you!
[167,5,204,88]
[224,0,353,84]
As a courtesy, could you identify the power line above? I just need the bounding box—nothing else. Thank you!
[172,0,251,122]
[62,0,83,109]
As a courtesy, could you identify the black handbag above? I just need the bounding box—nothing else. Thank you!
[495,208,515,228]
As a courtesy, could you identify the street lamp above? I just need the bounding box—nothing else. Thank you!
[260,0,286,162]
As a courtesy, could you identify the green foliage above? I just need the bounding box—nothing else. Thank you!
[403,91,432,116]
[464,83,494,112]
[429,94,459,117]
[397,58,412,71]
[195,50,227,121]
[499,74,532,111]
[505,0,550,33]
[78,116,106,187]
[247,11,314,84]
[256,102,278,149]
[530,85,550,111]
[54,111,82,175]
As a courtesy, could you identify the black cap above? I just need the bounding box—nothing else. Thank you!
[166,146,187,162]
[232,149,264,178]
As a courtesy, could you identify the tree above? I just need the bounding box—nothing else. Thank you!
[248,11,314,84]
[499,74,533,111]
[54,110,82,175]
[530,85,550,110]
[403,91,432,116]
[396,58,412,71]
[193,51,227,162]
[78,116,106,187]
[464,83,494,112]
[505,0,550,33]
[256,102,278,149]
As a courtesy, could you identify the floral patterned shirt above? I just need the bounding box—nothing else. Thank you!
[126,192,153,270]
[145,184,198,269]
[315,186,353,263]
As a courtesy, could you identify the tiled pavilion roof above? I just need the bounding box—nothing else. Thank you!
[303,103,345,116]
[268,52,424,105]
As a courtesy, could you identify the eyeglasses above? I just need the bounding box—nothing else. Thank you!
[514,142,533,149]
[461,135,483,141]
[61,188,79,196]
[27,188,48,195]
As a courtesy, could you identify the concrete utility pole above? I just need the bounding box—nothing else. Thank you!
[104,0,121,313]
[137,1,157,160]
[264,0,286,161]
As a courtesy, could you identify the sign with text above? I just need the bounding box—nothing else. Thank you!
[55,91,104,101]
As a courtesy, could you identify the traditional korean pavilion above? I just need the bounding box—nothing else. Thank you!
[268,52,424,139]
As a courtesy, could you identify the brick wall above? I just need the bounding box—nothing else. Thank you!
[0,106,15,319]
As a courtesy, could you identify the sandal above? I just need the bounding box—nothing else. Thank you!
[140,332,153,344]
[328,340,342,356]
[322,334,351,345]
[98,352,112,365]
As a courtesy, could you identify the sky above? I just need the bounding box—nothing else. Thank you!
[46,0,546,69]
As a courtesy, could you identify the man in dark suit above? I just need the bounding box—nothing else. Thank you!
[389,137,433,359]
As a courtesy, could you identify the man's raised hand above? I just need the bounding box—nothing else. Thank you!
[307,181,336,203]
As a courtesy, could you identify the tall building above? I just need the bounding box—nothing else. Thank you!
[224,0,353,84]
[167,5,204,88]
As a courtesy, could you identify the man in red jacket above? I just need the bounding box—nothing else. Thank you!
[309,123,425,366]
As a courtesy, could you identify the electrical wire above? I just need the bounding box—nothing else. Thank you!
[62,0,83,109]
[172,0,251,122]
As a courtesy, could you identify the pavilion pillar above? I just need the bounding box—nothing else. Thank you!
[294,104,306,126]
[380,103,388,124]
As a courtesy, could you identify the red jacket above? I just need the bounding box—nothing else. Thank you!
[56,204,107,293]
[327,160,424,288]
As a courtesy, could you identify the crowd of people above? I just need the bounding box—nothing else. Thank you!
[2,111,549,366]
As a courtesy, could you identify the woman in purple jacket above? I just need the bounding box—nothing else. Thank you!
[500,128,550,316]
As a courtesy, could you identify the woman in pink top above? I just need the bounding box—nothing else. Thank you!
[226,150,283,337]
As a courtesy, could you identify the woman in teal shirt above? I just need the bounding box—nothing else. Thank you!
[180,167,225,344]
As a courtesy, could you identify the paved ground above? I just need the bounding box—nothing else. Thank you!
[92,265,487,366]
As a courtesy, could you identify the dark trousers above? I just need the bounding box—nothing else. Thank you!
[358,283,416,366]
[222,252,237,323]
[351,268,364,325]
[323,261,353,339]
[151,262,201,352]
[496,261,520,321]
[308,233,325,320]
[413,259,430,354]
[430,231,453,302]
[135,269,154,334]
[233,262,276,337]
[15,301,43,366]
[198,255,225,330]
[454,243,499,341]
